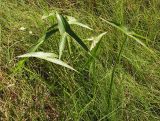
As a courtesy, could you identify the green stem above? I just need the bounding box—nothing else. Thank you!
[107,37,128,116]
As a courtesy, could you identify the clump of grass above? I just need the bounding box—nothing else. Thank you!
[1,0,160,121]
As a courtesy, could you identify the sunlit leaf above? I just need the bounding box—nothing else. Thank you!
[18,52,77,72]
[67,16,93,30]
[42,12,55,19]
[86,32,107,64]
[90,32,107,50]
[59,32,68,59]
[67,36,72,55]
[18,52,58,58]
[56,12,69,34]
[56,12,90,52]
[56,12,68,59]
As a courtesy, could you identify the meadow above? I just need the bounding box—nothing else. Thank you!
[0,0,160,120]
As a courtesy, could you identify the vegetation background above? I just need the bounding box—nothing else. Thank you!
[0,0,160,120]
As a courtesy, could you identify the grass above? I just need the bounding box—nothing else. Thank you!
[1,0,160,121]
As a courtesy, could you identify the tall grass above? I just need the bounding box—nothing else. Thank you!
[1,0,160,121]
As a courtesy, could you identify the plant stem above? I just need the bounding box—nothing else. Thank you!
[107,37,128,118]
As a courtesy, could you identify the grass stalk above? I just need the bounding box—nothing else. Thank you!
[107,37,128,119]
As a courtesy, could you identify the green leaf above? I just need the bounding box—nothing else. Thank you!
[56,12,90,54]
[45,28,59,40]
[56,12,69,34]
[47,23,58,32]
[86,32,107,65]
[18,52,58,58]
[67,36,72,55]
[67,16,93,30]
[29,24,58,52]
[56,12,69,59]
[67,28,89,52]
[90,32,107,50]
[14,26,58,73]
[42,12,55,19]
[18,52,78,72]
[30,35,46,52]
[100,18,153,53]
[59,32,68,59]
[29,28,58,52]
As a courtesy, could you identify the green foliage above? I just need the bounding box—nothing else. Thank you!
[1,0,160,121]
[100,18,154,53]
[18,52,77,72]
[17,12,92,72]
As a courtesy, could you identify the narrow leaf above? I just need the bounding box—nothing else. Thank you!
[86,32,107,64]
[18,52,58,58]
[44,58,77,72]
[90,32,107,50]
[56,13,90,52]
[42,12,55,19]
[59,32,68,59]
[45,28,58,40]
[18,52,77,72]
[30,35,46,52]
[56,12,68,34]
[67,16,92,30]
[100,18,153,53]
[67,36,72,55]
[67,28,89,52]
[14,27,58,73]
[47,23,58,31]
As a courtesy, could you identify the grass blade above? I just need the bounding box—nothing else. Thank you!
[18,52,58,58]
[67,16,93,30]
[56,12,69,59]
[67,28,89,52]
[56,12,69,34]
[90,32,107,50]
[18,52,77,72]
[30,35,46,52]
[59,32,68,59]
[14,27,58,73]
[56,12,90,52]
[100,18,153,53]
[42,12,55,19]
